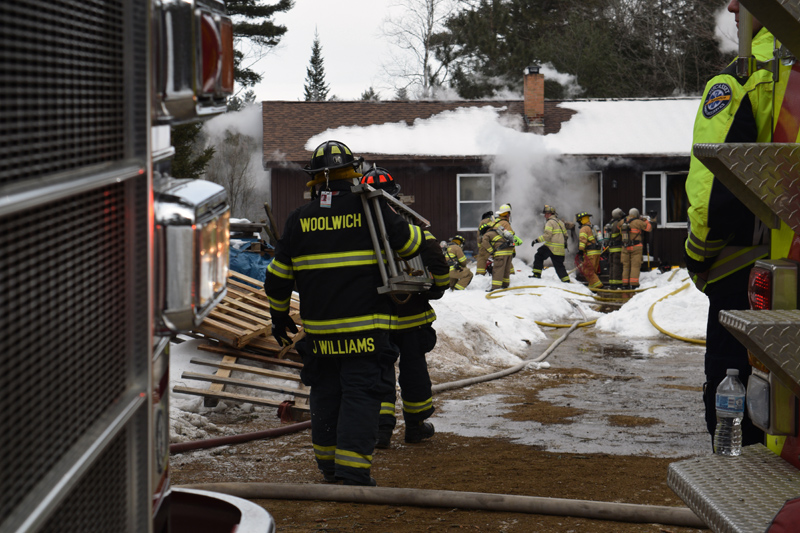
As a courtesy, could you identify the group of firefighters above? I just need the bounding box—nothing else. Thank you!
[456,203,654,292]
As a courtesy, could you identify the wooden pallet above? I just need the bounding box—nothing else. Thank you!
[189,270,307,414]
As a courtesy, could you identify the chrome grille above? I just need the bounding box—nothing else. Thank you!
[0,0,126,187]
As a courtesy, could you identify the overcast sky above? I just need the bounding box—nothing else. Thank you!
[249,0,395,102]
[245,2,738,103]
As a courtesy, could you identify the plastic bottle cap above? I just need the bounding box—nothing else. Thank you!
[726,368,739,376]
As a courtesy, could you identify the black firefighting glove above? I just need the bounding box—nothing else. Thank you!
[270,311,298,347]
[426,287,446,300]
[577,250,585,261]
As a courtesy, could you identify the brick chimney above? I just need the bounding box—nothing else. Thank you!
[523,65,544,134]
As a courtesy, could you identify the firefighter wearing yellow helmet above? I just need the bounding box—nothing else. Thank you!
[264,140,425,486]
[478,203,521,292]
[575,211,603,289]
[445,235,473,290]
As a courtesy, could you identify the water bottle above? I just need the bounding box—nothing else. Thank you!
[714,368,746,456]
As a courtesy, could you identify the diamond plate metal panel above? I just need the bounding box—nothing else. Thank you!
[668,444,800,533]
[720,309,800,398]
[741,0,800,59]
[694,143,800,233]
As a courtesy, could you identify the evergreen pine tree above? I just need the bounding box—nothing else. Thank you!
[226,0,294,87]
[171,122,215,180]
[304,31,330,101]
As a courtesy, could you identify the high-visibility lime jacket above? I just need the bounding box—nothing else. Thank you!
[684,28,777,289]
[536,215,568,256]
[264,179,422,355]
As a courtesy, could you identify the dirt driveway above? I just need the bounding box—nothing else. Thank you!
[171,328,710,532]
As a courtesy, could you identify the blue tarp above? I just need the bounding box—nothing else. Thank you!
[229,239,273,285]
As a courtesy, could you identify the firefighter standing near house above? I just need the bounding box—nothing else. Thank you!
[264,141,424,486]
[446,234,473,290]
[530,204,571,282]
[474,210,495,276]
[481,204,521,291]
[683,2,788,449]
[575,212,603,289]
[620,208,652,290]
[605,208,625,290]
[358,167,449,450]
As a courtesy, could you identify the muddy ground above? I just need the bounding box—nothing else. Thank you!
[171,329,710,532]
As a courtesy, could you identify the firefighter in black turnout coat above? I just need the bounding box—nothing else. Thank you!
[264,141,423,486]
[359,167,450,449]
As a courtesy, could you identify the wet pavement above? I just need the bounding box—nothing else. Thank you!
[433,328,710,458]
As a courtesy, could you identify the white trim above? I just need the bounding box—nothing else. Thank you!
[456,173,495,231]
[642,171,688,228]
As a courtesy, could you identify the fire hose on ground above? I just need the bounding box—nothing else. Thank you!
[169,295,707,529]
[175,482,707,529]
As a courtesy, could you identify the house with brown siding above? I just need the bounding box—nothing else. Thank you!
[262,70,698,267]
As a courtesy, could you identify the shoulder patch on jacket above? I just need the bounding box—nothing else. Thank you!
[702,83,733,118]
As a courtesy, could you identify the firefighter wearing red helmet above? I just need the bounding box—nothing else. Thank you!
[264,141,424,486]
[360,166,449,449]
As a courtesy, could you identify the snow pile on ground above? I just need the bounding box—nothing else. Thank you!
[168,260,709,443]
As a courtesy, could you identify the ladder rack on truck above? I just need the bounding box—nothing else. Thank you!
[667,1,800,531]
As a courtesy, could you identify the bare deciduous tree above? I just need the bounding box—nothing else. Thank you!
[381,0,459,99]
[204,130,258,218]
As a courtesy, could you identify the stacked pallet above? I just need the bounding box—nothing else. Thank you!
[173,270,309,420]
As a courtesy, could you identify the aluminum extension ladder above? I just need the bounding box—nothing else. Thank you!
[352,182,433,296]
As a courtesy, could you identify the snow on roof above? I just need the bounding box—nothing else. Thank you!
[304,98,701,158]
[545,98,700,156]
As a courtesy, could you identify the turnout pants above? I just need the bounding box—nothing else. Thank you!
[608,246,622,288]
[702,267,764,449]
[449,267,473,290]
[491,248,514,289]
[532,246,569,282]
[380,326,437,431]
[475,234,493,275]
[298,336,398,485]
[578,251,602,288]
[621,244,643,287]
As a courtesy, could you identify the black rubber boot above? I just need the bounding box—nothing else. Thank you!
[375,427,393,449]
[404,421,435,443]
[343,477,377,486]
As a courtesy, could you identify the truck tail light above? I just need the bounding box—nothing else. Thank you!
[748,267,772,310]
[219,17,234,94]
[199,12,222,95]
[157,1,232,122]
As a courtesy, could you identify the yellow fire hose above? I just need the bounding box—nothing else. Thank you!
[647,282,706,346]
[485,285,599,328]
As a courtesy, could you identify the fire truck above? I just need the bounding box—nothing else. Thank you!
[0,0,273,531]
[667,1,800,531]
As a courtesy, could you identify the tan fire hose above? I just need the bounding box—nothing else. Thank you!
[176,482,706,529]
[647,281,706,346]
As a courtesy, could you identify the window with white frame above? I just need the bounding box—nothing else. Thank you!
[457,174,494,230]
[642,171,688,228]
